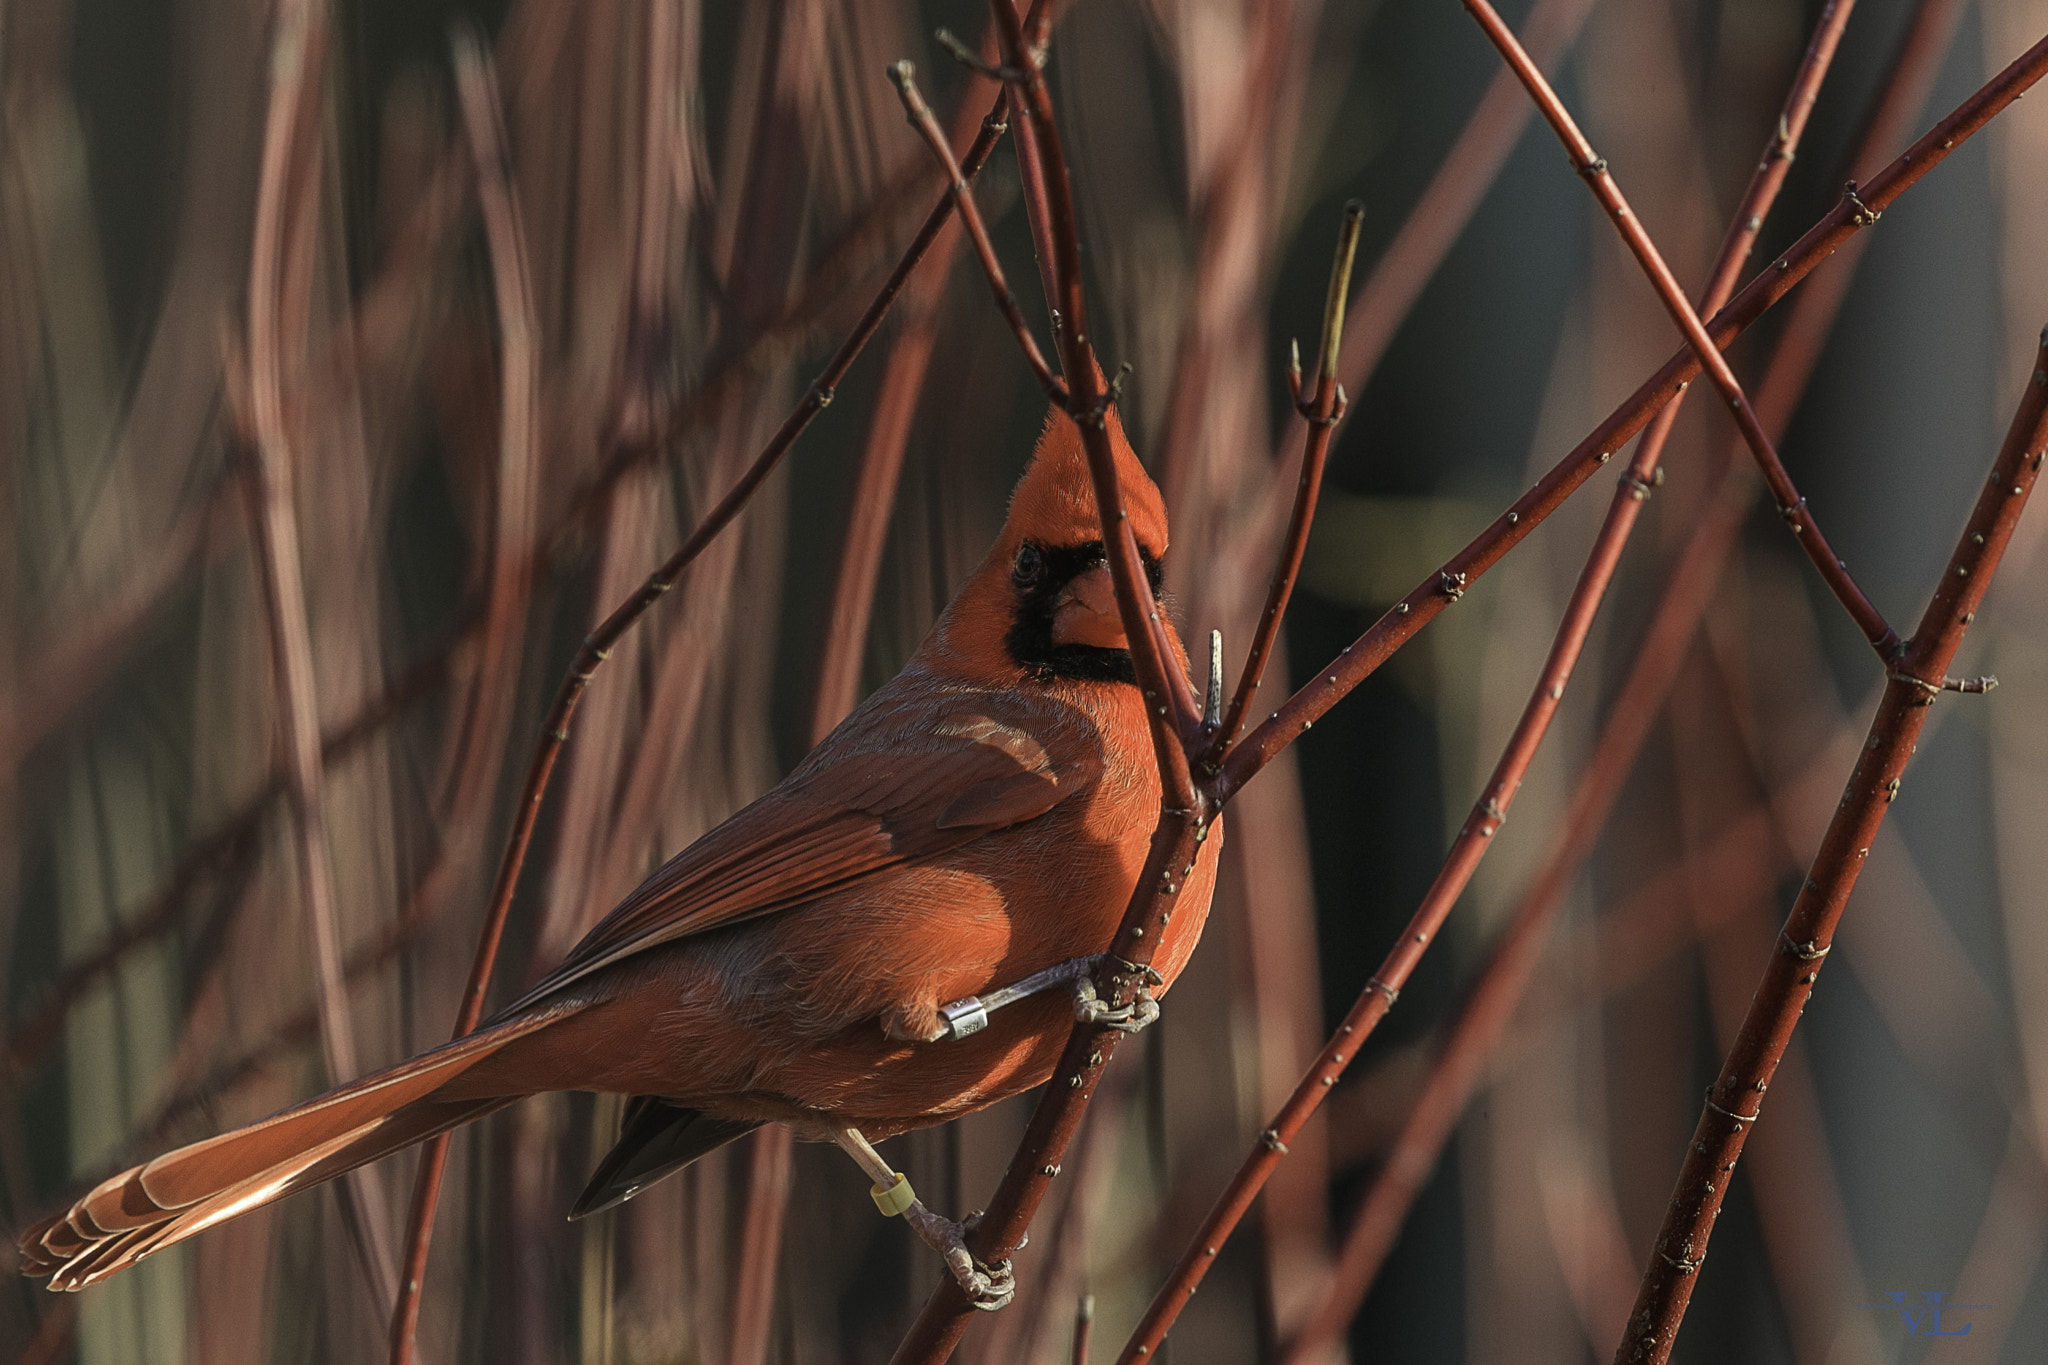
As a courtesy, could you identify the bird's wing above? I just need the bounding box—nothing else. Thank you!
[506,690,1101,1012]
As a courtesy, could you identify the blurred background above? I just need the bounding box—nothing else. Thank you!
[4,0,2048,1361]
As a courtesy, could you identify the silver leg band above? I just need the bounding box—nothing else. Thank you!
[936,957,1098,1041]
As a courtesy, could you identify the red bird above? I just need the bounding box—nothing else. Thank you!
[18,405,1221,1307]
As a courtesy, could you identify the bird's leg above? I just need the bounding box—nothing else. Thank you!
[831,1126,1015,1310]
[934,954,1164,1041]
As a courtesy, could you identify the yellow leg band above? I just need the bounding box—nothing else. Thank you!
[870,1172,916,1218]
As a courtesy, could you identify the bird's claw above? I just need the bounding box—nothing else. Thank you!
[1071,969,1161,1034]
[904,1203,1015,1311]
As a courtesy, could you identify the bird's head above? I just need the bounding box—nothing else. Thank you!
[928,403,1173,687]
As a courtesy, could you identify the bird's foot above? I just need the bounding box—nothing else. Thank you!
[903,1204,1015,1311]
[1071,958,1164,1034]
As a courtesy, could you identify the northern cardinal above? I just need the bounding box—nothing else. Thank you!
[19,404,1221,1307]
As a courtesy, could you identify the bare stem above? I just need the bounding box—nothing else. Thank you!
[1220,27,2048,797]
[889,61,1065,406]
[389,31,537,1362]
[1615,333,2048,1362]
[1459,0,1899,657]
[1209,201,1362,762]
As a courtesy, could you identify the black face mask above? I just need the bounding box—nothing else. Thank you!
[1003,539,1164,684]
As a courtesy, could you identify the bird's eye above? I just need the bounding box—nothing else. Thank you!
[1012,543,1045,587]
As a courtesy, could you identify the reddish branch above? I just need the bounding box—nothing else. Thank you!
[1209,203,1363,762]
[1459,0,1897,657]
[1220,27,2048,796]
[1266,0,1973,1347]
[890,11,2048,1362]
[1615,332,2048,1362]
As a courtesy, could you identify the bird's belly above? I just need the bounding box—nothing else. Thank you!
[468,807,1221,1137]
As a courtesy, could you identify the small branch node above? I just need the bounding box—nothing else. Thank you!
[1779,932,1831,961]
[1843,179,1882,226]
[1884,667,1933,699]
[1943,674,1998,694]
[1575,154,1609,179]
[1439,570,1467,601]
[1366,976,1400,1007]
[1260,1128,1290,1154]
[1702,1091,1761,1125]
[934,27,1024,80]
[1620,471,1655,501]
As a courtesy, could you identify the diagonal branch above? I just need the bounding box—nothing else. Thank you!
[1133,4,1866,1353]
[1614,330,2048,1363]
[1459,0,1899,658]
[1220,26,2048,799]
[888,61,1064,407]
[1208,202,1363,764]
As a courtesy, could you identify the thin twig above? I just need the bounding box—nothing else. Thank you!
[1459,0,1899,658]
[1255,5,1861,1354]
[889,61,1066,407]
[886,4,1208,1357]
[1121,13,2042,1356]
[1220,28,2048,798]
[1209,201,1362,762]
[1254,3,1962,1346]
[1615,332,2048,1363]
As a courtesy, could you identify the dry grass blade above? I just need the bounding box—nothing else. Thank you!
[239,0,397,1311]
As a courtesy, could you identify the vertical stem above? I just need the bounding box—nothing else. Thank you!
[244,0,398,1311]
[1615,335,2048,1363]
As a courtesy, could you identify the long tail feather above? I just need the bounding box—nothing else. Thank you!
[20,1005,576,1290]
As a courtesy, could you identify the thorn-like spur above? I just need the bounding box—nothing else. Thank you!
[1204,628,1224,729]
[833,1126,1013,1310]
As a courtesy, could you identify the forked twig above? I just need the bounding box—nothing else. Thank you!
[1219,28,2048,797]
[1459,0,1899,658]
[1615,332,2048,1363]
[889,61,1065,407]
[1208,201,1363,763]
[1261,2,1966,1346]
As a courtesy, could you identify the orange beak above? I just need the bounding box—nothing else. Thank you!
[1049,563,1129,650]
